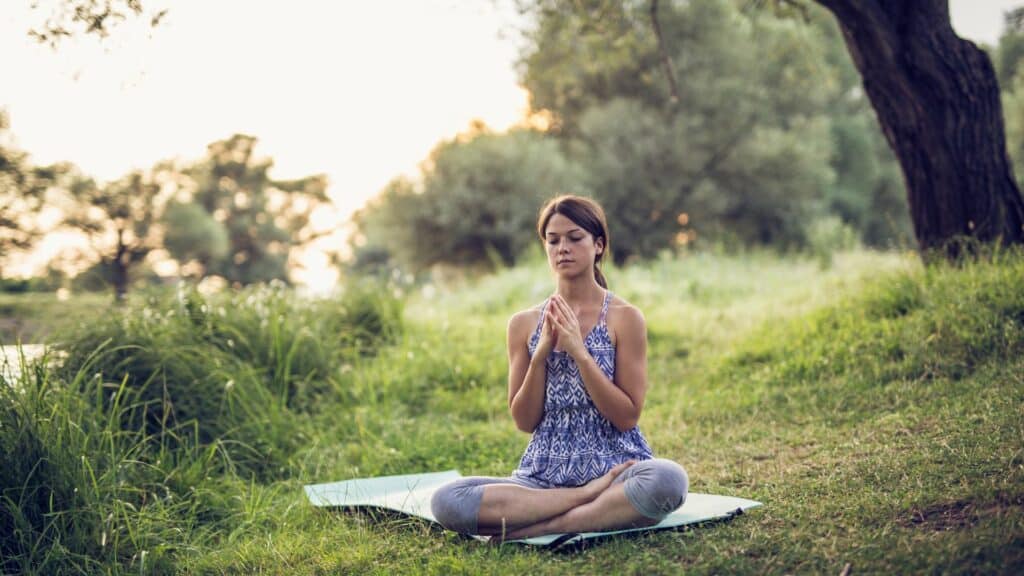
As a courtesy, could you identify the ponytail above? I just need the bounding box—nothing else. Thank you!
[594,263,607,289]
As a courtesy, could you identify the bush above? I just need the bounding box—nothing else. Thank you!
[0,352,194,574]
[805,215,861,269]
[53,282,403,478]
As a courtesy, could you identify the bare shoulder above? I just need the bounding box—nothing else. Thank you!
[606,294,646,344]
[507,302,545,341]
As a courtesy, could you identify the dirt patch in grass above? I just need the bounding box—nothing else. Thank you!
[904,500,981,531]
[903,494,1024,531]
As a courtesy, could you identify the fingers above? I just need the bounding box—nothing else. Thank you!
[549,296,578,327]
[548,312,569,332]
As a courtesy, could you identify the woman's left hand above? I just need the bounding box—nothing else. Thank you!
[548,295,587,359]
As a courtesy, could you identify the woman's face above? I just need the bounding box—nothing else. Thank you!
[544,213,604,278]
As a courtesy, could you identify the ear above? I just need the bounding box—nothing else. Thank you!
[595,237,605,256]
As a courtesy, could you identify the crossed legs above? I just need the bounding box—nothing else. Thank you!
[430,458,688,540]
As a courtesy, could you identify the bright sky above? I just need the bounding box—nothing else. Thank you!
[1,0,528,289]
[0,0,1018,290]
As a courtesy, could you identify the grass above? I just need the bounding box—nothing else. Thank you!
[0,291,109,345]
[1,248,1022,574]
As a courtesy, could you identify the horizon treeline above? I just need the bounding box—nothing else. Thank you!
[348,0,913,275]
[6,0,1024,295]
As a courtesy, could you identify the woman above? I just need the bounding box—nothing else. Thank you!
[431,195,688,540]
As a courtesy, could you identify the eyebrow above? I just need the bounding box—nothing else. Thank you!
[546,228,583,236]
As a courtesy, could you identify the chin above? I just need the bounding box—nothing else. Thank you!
[552,265,582,278]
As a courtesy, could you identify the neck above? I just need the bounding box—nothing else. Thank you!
[556,275,605,306]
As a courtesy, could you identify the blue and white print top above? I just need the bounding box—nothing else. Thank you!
[513,290,653,487]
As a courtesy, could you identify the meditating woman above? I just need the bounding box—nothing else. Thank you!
[431,194,688,540]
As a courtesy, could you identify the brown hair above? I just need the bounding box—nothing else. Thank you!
[537,195,610,289]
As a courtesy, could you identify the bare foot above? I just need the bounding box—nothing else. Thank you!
[581,460,636,501]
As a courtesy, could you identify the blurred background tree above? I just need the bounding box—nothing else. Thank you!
[521,0,903,258]
[61,169,164,300]
[353,0,913,274]
[0,111,60,279]
[9,0,1024,289]
[27,0,168,47]
[351,125,583,273]
[162,201,230,281]
[1000,8,1024,197]
[183,134,330,286]
[7,131,332,297]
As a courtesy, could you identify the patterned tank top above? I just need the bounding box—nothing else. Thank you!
[512,290,654,487]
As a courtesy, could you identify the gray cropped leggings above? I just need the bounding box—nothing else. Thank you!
[430,458,688,535]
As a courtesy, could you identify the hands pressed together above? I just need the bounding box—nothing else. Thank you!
[537,295,588,359]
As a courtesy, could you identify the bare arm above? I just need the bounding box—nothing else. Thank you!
[507,310,553,433]
[549,297,647,432]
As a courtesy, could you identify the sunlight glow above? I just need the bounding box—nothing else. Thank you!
[1,1,529,292]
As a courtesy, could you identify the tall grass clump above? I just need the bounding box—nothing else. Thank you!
[53,282,402,479]
[1,281,402,574]
[0,350,213,575]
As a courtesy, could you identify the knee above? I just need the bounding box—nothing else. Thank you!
[652,459,689,510]
[626,459,689,519]
[430,481,478,534]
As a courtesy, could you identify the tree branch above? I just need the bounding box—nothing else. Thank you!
[650,0,682,108]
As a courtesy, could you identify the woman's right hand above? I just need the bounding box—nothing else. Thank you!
[535,305,559,356]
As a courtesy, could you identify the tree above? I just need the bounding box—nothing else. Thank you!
[808,8,912,247]
[162,201,229,280]
[996,8,1024,86]
[352,125,585,273]
[813,0,1024,257]
[0,111,58,277]
[62,170,163,300]
[184,134,330,286]
[519,0,837,257]
[27,0,168,46]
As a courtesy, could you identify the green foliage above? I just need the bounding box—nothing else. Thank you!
[61,170,165,299]
[162,202,229,278]
[352,126,584,273]
[519,1,661,137]
[0,292,108,344]
[810,11,912,248]
[997,9,1024,86]
[1,353,201,574]
[1002,66,1024,191]
[518,0,853,257]
[0,110,59,274]
[351,0,919,270]
[805,214,861,269]
[184,134,330,286]
[53,283,402,478]
[507,0,916,257]
[3,251,1024,573]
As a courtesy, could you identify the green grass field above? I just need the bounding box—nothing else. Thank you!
[2,249,1022,574]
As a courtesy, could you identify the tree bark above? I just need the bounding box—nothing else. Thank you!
[814,0,1024,259]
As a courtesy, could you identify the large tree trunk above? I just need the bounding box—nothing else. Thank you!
[815,0,1024,259]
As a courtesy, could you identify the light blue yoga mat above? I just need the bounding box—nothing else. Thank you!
[304,470,762,548]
